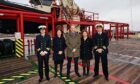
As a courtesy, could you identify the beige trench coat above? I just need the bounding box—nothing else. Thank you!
[65,32,81,58]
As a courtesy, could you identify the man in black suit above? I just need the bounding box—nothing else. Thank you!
[36,25,51,82]
[92,24,109,81]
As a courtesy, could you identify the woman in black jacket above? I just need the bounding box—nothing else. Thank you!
[80,30,93,76]
[53,29,66,77]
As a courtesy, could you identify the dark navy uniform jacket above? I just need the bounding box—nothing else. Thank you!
[53,36,67,61]
[36,34,51,56]
[93,32,109,53]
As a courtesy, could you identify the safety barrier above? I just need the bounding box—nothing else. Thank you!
[24,39,36,57]
[15,39,24,58]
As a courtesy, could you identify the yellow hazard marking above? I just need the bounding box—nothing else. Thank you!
[0,82,5,84]
[16,53,21,58]
[16,50,23,56]
[68,82,75,84]
[16,42,23,47]
[28,71,37,74]
[61,77,67,79]
[65,79,71,82]
[12,76,24,78]
[16,43,23,48]
[20,39,23,42]
[16,40,23,45]
[34,70,38,72]
[2,78,15,81]
[16,46,23,53]
[20,73,30,76]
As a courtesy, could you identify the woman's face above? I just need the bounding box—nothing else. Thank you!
[83,32,88,37]
[57,30,62,37]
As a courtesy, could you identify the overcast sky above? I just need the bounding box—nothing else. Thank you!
[8,0,140,31]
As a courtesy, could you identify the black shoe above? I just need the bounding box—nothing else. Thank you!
[60,73,62,77]
[86,72,89,76]
[105,77,109,81]
[76,73,81,77]
[54,74,57,78]
[38,79,42,82]
[67,74,70,78]
[83,73,86,76]
[46,77,50,80]
[93,74,99,78]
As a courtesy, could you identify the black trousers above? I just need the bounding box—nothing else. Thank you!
[94,52,109,78]
[54,60,64,75]
[67,57,79,76]
[37,55,49,79]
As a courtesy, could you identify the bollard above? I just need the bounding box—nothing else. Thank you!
[27,40,30,56]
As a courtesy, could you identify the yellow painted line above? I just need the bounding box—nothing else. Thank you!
[12,76,24,78]
[2,78,15,81]
[68,82,76,84]
[16,53,21,58]
[28,71,37,74]
[20,73,30,76]
[16,43,23,48]
[0,82,5,84]
[65,79,71,82]
[61,77,67,79]
[34,70,38,72]
[16,50,23,56]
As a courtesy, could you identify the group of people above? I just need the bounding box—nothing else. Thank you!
[35,24,109,82]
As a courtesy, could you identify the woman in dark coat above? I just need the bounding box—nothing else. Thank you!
[53,29,67,77]
[80,30,93,76]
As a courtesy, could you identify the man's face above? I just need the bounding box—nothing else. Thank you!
[97,27,103,32]
[70,25,76,32]
[40,29,46,34]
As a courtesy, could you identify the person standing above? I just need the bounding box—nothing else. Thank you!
[53,29,67,77]
[92,24,109,81]
[80,31,93,76]
[36,25,51,82]
[65,25,81,78]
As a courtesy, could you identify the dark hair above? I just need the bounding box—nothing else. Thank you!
[55,29,64,37]
[81,30,91,38]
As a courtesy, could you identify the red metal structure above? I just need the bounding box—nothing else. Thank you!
[0,0,130,50]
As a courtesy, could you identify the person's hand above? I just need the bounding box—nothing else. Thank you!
[43,51,48,55]
[58,51,63,55]
[72,49,76,52]
[40,51,45,56]
[96,49,103,53]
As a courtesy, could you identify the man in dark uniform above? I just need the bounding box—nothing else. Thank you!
[36,25,51,82]
[92,24,109,81]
